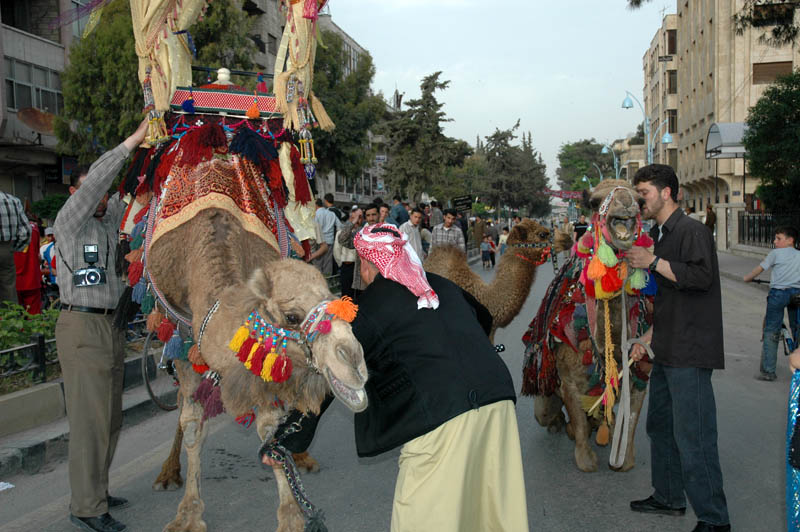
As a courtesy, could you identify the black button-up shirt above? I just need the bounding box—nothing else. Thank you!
[650,208,724,369]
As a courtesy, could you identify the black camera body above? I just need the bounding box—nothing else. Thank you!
[72,244,107,287]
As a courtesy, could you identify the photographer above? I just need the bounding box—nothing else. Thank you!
[53,118,147,532]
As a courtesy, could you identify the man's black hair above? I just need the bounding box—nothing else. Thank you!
[372,197,384,206]
[323,193,334,204]
[632,164,679,202]
[315,198,324,207]
[364,203,379,214]
[379,204,391,212]
[411,207,423,215]
[775,225,799,243]
[71,165,91,187]
[393,194,402,202]
[443,208,457,217]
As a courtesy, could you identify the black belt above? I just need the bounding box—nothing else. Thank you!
[65,305,115,315]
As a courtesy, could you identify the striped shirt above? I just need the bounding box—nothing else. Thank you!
[430,223,465,252]
[0,192,31,251]
[53,144,130,309]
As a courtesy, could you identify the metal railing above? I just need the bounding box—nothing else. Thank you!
[738,211,800,248]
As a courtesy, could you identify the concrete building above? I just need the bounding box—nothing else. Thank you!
[0,0,77,205]
[612,137,646,182]
[675,0,800,251]
[643,13,679,171]
[243,0,283,75]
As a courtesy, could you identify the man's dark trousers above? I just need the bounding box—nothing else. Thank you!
[646,362,729,526]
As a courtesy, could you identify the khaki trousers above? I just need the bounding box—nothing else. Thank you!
[0,241,16,303]
[56,309,125,517]
[391,400,529,532]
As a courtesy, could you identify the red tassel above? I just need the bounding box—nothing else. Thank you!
[127,261,144,286]
[132,202,151,224]
[202,385,224,421]
[249,344,269,376]
[582,349,593,365]
[176,129,213,168]
[157,318,175,343]
[153,141,179,197]
[237,337,256,363]
[196,121,227,150]
[192,363,209,374]
[270,354,293,383]
[585,279,596,299]
[635,233,654,248]
[289,146,312,205]
[601,267,624,293]
[264,159,287,208]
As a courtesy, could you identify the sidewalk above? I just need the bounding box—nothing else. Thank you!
[717,250,770,289]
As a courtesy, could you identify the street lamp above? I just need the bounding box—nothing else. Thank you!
[621,90,673,165]
[601,144,620,180]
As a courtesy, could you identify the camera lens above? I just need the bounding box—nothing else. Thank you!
[86,271,100,284]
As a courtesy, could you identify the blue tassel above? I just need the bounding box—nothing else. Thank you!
[131,220,146,240]
[131,278,146,303]
[163,332,183,360]
[181,96,196,114]
[229,127,278,162]
[641,271,658,296]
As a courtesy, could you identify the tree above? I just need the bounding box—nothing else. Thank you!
[54,0,258,163]
[629,0,799,46]
[311,30,387,188]
[743,70,800,216]
[383,72,472,199]
[555,139,615,191]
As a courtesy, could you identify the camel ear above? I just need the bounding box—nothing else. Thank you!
[510,224,527,242]
[247,268,273,301]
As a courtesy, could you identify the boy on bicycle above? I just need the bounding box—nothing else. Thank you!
[744,226,800,381]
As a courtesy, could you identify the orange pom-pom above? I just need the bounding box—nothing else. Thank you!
[587,254,606,281]
[124,248,144,264]
[246,93,260,119]
[618,261,628,281]
[326,296,358,322]
[146,309,163,332]
[187,344,205,365]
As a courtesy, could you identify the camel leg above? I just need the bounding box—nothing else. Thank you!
[534,395,566,434]
[611,385,648,472]
[560,381,597,472]
[153,421,184,491]
[164,376,208,532]
[273,465,306,532]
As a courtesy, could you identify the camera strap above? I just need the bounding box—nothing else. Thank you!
[56,234,111,274]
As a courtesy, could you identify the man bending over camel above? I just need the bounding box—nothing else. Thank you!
[264,223,528,531]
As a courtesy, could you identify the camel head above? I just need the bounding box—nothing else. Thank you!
[243,261,369,413]
[585,179,641,251]
[506,218,553,264]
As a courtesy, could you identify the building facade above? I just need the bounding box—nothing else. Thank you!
[643,13,679,171]
[675,0,800,250]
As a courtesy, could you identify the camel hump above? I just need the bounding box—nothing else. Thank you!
[423,245,468,276]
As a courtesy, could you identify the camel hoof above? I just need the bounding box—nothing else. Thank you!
[292,452,320,473]
[163,516,207,532]
[153,473,184,491]
[575,446,598,473]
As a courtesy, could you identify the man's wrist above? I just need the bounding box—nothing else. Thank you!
[648,256,660,271]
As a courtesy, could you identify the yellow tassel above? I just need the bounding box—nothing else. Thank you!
[310,91,335,131]
[261,351,278,382]
[228,326,250,352]
[594,281,612,300]
[587,254,606,281]
[244,342,259,370]
[326,296,358,323]
[274,71,291,114]
[603,299,619,426]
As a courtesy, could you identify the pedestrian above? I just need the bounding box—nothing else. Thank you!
[743,225,800,381]
[431,209,465,252]
[499,227,509,256]
[53,118,148,532]
[705,204,717,234]
[390,194,409,226]
[456,211,469,246]
[379,204,398,226]
[313,198,342,276]
[430,200,444,228]
[487,221,498,267]
[480,235,491,269]
[323,193,346,222]
[472,215,486,247]
[14,219,42,314]
[399,207,425,260]
[337,203,379,301]
[573,214,589,242]
[264,223,529,532]
[0,191,31,303]
[626,164,730,532]
[336,206,362,299]
[306,221,331,275]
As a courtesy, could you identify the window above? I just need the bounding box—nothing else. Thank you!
[752,3,795,27]
[1,0,32,33]
[268,34,278,56]
[753,61,793,84]
[72,0,89,38]
[667,109,677,134]
[667,70,677,94]
[668,148,678,169]
[667,29,677,55]
[4,57,63,113]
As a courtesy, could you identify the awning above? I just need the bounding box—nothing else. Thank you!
[705,122,748,159]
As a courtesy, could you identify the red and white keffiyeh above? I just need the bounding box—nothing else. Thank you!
[354,223,439,310]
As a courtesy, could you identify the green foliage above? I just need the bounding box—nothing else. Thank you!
[0,302,58,350]
[312,30,387,186]
[556,139,615,191]
[55,0,258,163]
[629,123,645,145]
[31,195,69,221]
[744,70,800,215]
[383,72,472,198]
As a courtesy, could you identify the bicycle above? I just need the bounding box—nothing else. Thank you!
[140,331,180,411]
[753,279,799,355]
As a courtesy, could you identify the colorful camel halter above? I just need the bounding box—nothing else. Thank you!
[228,297,358,383]
[509,241,552,267]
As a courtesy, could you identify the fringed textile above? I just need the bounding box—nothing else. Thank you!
[787,369,800,530]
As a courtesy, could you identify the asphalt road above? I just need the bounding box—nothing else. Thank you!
[0,259,790,532]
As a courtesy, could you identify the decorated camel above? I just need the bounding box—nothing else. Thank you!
[99,1,364,530]
[424,218,557,341]
[521,179,656,473]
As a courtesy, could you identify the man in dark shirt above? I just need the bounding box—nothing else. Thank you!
[573,214,589,242]
[625,164,730,532]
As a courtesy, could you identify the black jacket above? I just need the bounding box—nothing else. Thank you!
[352,272,515,457]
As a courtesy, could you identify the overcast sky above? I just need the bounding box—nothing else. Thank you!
[326,0,671,186]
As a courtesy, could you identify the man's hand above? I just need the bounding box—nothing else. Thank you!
[626,246,655,270]
[123,117,150,152]
[630,342,648,362]
[349,209,362,224]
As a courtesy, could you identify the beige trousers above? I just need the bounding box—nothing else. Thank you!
[56,309,125,517]
[391,400,529,532]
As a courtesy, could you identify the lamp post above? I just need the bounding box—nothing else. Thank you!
[621,90,674,165]
[601,144,620,180]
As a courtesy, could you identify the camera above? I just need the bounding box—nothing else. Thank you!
[72,244,107,287]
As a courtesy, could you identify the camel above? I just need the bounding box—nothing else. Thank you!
[424,218,557,341]
[521,179,655,473]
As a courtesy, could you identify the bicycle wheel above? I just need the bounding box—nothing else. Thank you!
[141,332,179,411]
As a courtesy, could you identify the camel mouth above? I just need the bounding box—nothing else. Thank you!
[608,215,637,248]
[325,368,368,413]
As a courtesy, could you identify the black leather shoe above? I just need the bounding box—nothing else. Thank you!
[69,513,127,532]
[107,495,129,509]
[692,522,731,532]
[630,495,686,516]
